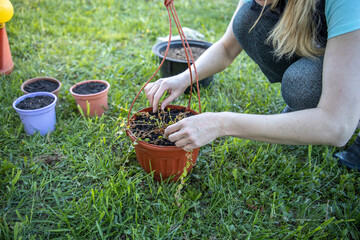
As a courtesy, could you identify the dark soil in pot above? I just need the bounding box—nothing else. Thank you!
[16,95,55,110]
[73,82,107,95]
[129,108,195,146]
[161,46,206,62]
[153,40,214,94]
[24,79,59,93]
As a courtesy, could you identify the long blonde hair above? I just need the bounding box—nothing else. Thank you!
[252,0,324,59]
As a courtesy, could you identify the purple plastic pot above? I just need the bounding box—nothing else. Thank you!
[12,92,57,136]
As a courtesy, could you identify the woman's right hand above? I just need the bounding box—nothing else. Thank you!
[144,74,189,113]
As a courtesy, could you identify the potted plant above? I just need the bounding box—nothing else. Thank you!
[127,105,200,182]
[152,39,214,92]
[127,0,202,182]
[69,80,110,117]
[12,92,57,136]
[21,77,62,98]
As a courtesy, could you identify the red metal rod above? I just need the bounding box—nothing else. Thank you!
[127,0,202,123]
[169,3,201,112]
[127,5,173,122]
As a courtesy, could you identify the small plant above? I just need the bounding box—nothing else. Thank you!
[128,107,193,146]
[124,0,202,183]
[175,149,193,206]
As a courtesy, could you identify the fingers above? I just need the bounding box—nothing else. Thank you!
[144,82,157,106]
[164,121,182,137]
[145,82,163,107]
[144,80,172,113]
[173,138,189,148]
[182,144,197,151]
[152,86,167,113]
[166,121,197,151]
[161,92,180,110]
[145,75,188,112]
[168,130,197,151]
[144,81,164,112]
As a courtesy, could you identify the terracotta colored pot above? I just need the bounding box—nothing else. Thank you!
[0,25,14,75]
[69,80,110,117]
[21,77,62,97]
[127,105,199,182]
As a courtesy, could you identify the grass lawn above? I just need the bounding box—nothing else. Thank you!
[1,0,359,239]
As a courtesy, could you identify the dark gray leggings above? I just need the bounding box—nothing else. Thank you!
[232,1,323,111]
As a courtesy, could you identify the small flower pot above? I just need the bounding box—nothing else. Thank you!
[69,80,110,117]
[21,77,62,97]
[152,40,214,93]
[21,77,62,105]
[13,92,57,136]
[127,105,199,182]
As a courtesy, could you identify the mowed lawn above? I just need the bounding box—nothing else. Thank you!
[1,0,359,239]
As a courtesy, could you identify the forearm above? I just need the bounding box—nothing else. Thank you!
[211,31,360,148]
[179,0,245,87]
[216,109,355,147]
[180,40,242,86]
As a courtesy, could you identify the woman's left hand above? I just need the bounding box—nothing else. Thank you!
[165,112,222,151]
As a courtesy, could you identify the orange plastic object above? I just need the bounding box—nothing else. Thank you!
[70,80,110,117]
[127,105,200,182]
[0,25,13,75]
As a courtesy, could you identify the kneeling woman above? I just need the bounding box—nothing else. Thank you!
[145,0,360,169]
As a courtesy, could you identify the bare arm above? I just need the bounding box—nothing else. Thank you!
[166,30,360,150]
[179,0,245,84]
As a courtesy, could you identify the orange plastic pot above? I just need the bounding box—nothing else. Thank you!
[69,80,110,117]
[0,25,13,75]
[127,105,199,182]
[21,77,62,97]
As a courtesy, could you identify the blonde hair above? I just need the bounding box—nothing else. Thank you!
[252,0,324,59]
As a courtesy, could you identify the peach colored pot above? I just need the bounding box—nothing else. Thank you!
[127,105,199,182]
[21,77,62,97]
[70,80,110,117]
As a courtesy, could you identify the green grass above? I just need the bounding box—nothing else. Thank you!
[1,0,359,239]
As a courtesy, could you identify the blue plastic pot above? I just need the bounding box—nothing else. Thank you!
[13,92,57,136]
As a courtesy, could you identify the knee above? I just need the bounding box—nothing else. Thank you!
[281,57,323,111]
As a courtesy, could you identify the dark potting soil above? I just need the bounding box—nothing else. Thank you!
[73,82,107,95]
[16,95,55,110]
[129,108,195,146]
[161,46,206,62]
[24,79,59,93]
